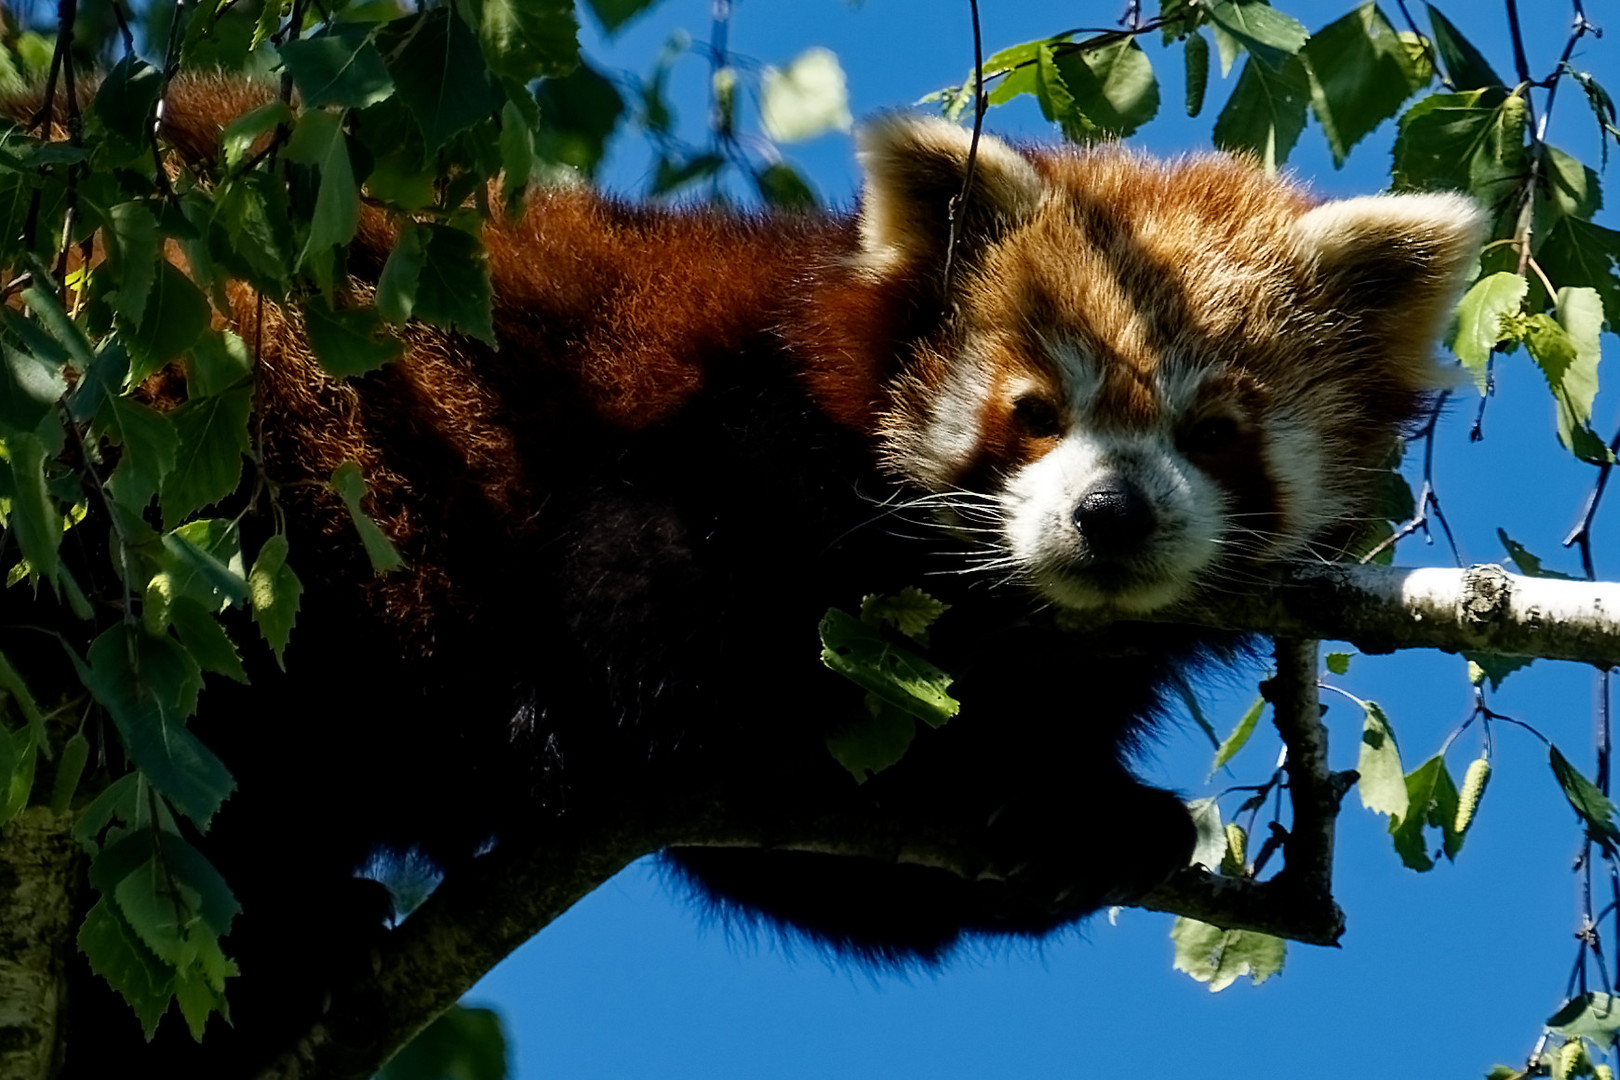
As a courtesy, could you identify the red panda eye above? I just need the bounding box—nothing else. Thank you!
[1182,415,1239,455]
[1012,394,1063,438]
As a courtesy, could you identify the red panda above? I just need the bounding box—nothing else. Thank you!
[36,80,1484,1074]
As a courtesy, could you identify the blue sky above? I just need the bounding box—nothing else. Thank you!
[471,3,1619,1076]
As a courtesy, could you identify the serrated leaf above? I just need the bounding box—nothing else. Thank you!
[169,599,248,683]
[1211,694,1264,775]
[220,100,291,170]
[1497,528,1578,580]
[1358,700,1408,817]
[819,608,959,728]
[248,533,302,668]
[1170,917,1286,991]
[186,330,252,399]
[160,385,252,528]
[1551,994,1620,1051]
[1389,753,1461,869]
[533,62,625,176]
[1535,216,1620,325]
[761,47,852,144]
[1465,650,1535,690]
[1204,0,1308,72]
[114,855,204,966]
[1551,745,1620,853]
[825,695,916,783]
[331,460,406,573]
[1049,39,1160,142]
[465,0,579,85]
[278,26,394,109]
[84,626,233,828]
[78,898,174,1038]
[163,518,248,610]
[1542,145,1602,221]
[1213,54,1310,171]
[498,98,536,208]
[1447,272,1527,389]
[1522,288,1603,457]
[1392,89,1528,211]
[0,649,47,748]
[858,587,949,641]
[388,7,503,152]
[103,202,160,328]
[90,55,162,154]
[376,223,426,323]
[1,429,60,583]
[283,110,360,283]
[1300,4,1424,166]
[1325,651,1353,675]
[127,261,210,385]
[302,297,403,378]
[97,395,178,511]
[412,224,495,344]
[0,340,67,435]
[1424,4,1504,91]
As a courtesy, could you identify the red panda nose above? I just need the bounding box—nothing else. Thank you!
[1073,481,1156,558]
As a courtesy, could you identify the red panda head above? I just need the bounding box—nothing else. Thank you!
[845,116,1485,613]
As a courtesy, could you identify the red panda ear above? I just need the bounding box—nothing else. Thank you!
[1290,192,1487,389]
[855,115,1044,274]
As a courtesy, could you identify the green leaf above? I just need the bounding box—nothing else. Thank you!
[0,649,48,748]
[162,519,249,610]
[210,171,296,298]
[220,100,292,170]
[1392,89,1528,212]
[1447,271,1527,390]
[283,110,360,280]
[1424,4,1504,90]
[127,261,211,385]
[1388,754,1463,869]
[387,7,503,152]
[89,56,162,155]
[102,201,161,328]
[1170,917,1286,991]
[331,461,406,573]
[1550,994,1620,1051]
[818,608,959,728]
[1300,3,1424,166]
[1185,797,1227,871]
[248,533,302,668]
[97,395,179,511]
[376,223,426,323]
[377,1004,509,1080]
[583,0,658,36]
[858,587,949,641]
[1324,651,1353,675]
[1523,288,1604,457]
[0,341,67,435]
[534,62,625,176]
[1551,744,1620,853]
[1497,527,1578,580]
[1213,54,1310,170]
[464,0,579,85]
[1203,0,1308,72]
[1045,39,1160,142]
[84,625,234,828]
[78,898,174,1039]
[1358,700,1408,818]
[1542,145,1603,221]
[169,599,248,683]
[1184,31,1209,117]
[497,98,536,208]
[1,429,61,583]
[413,225,495,345]
[1535,216,1620,326]
[159,385,253,528]
[1465,652,1535,691]
[825,695,916,783]
[186,330,253,399]
[1211,694,1264,774]
[302,296,403,378]
[753,163,817,211]
[278,25,395,109]
[761,47,852,144]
